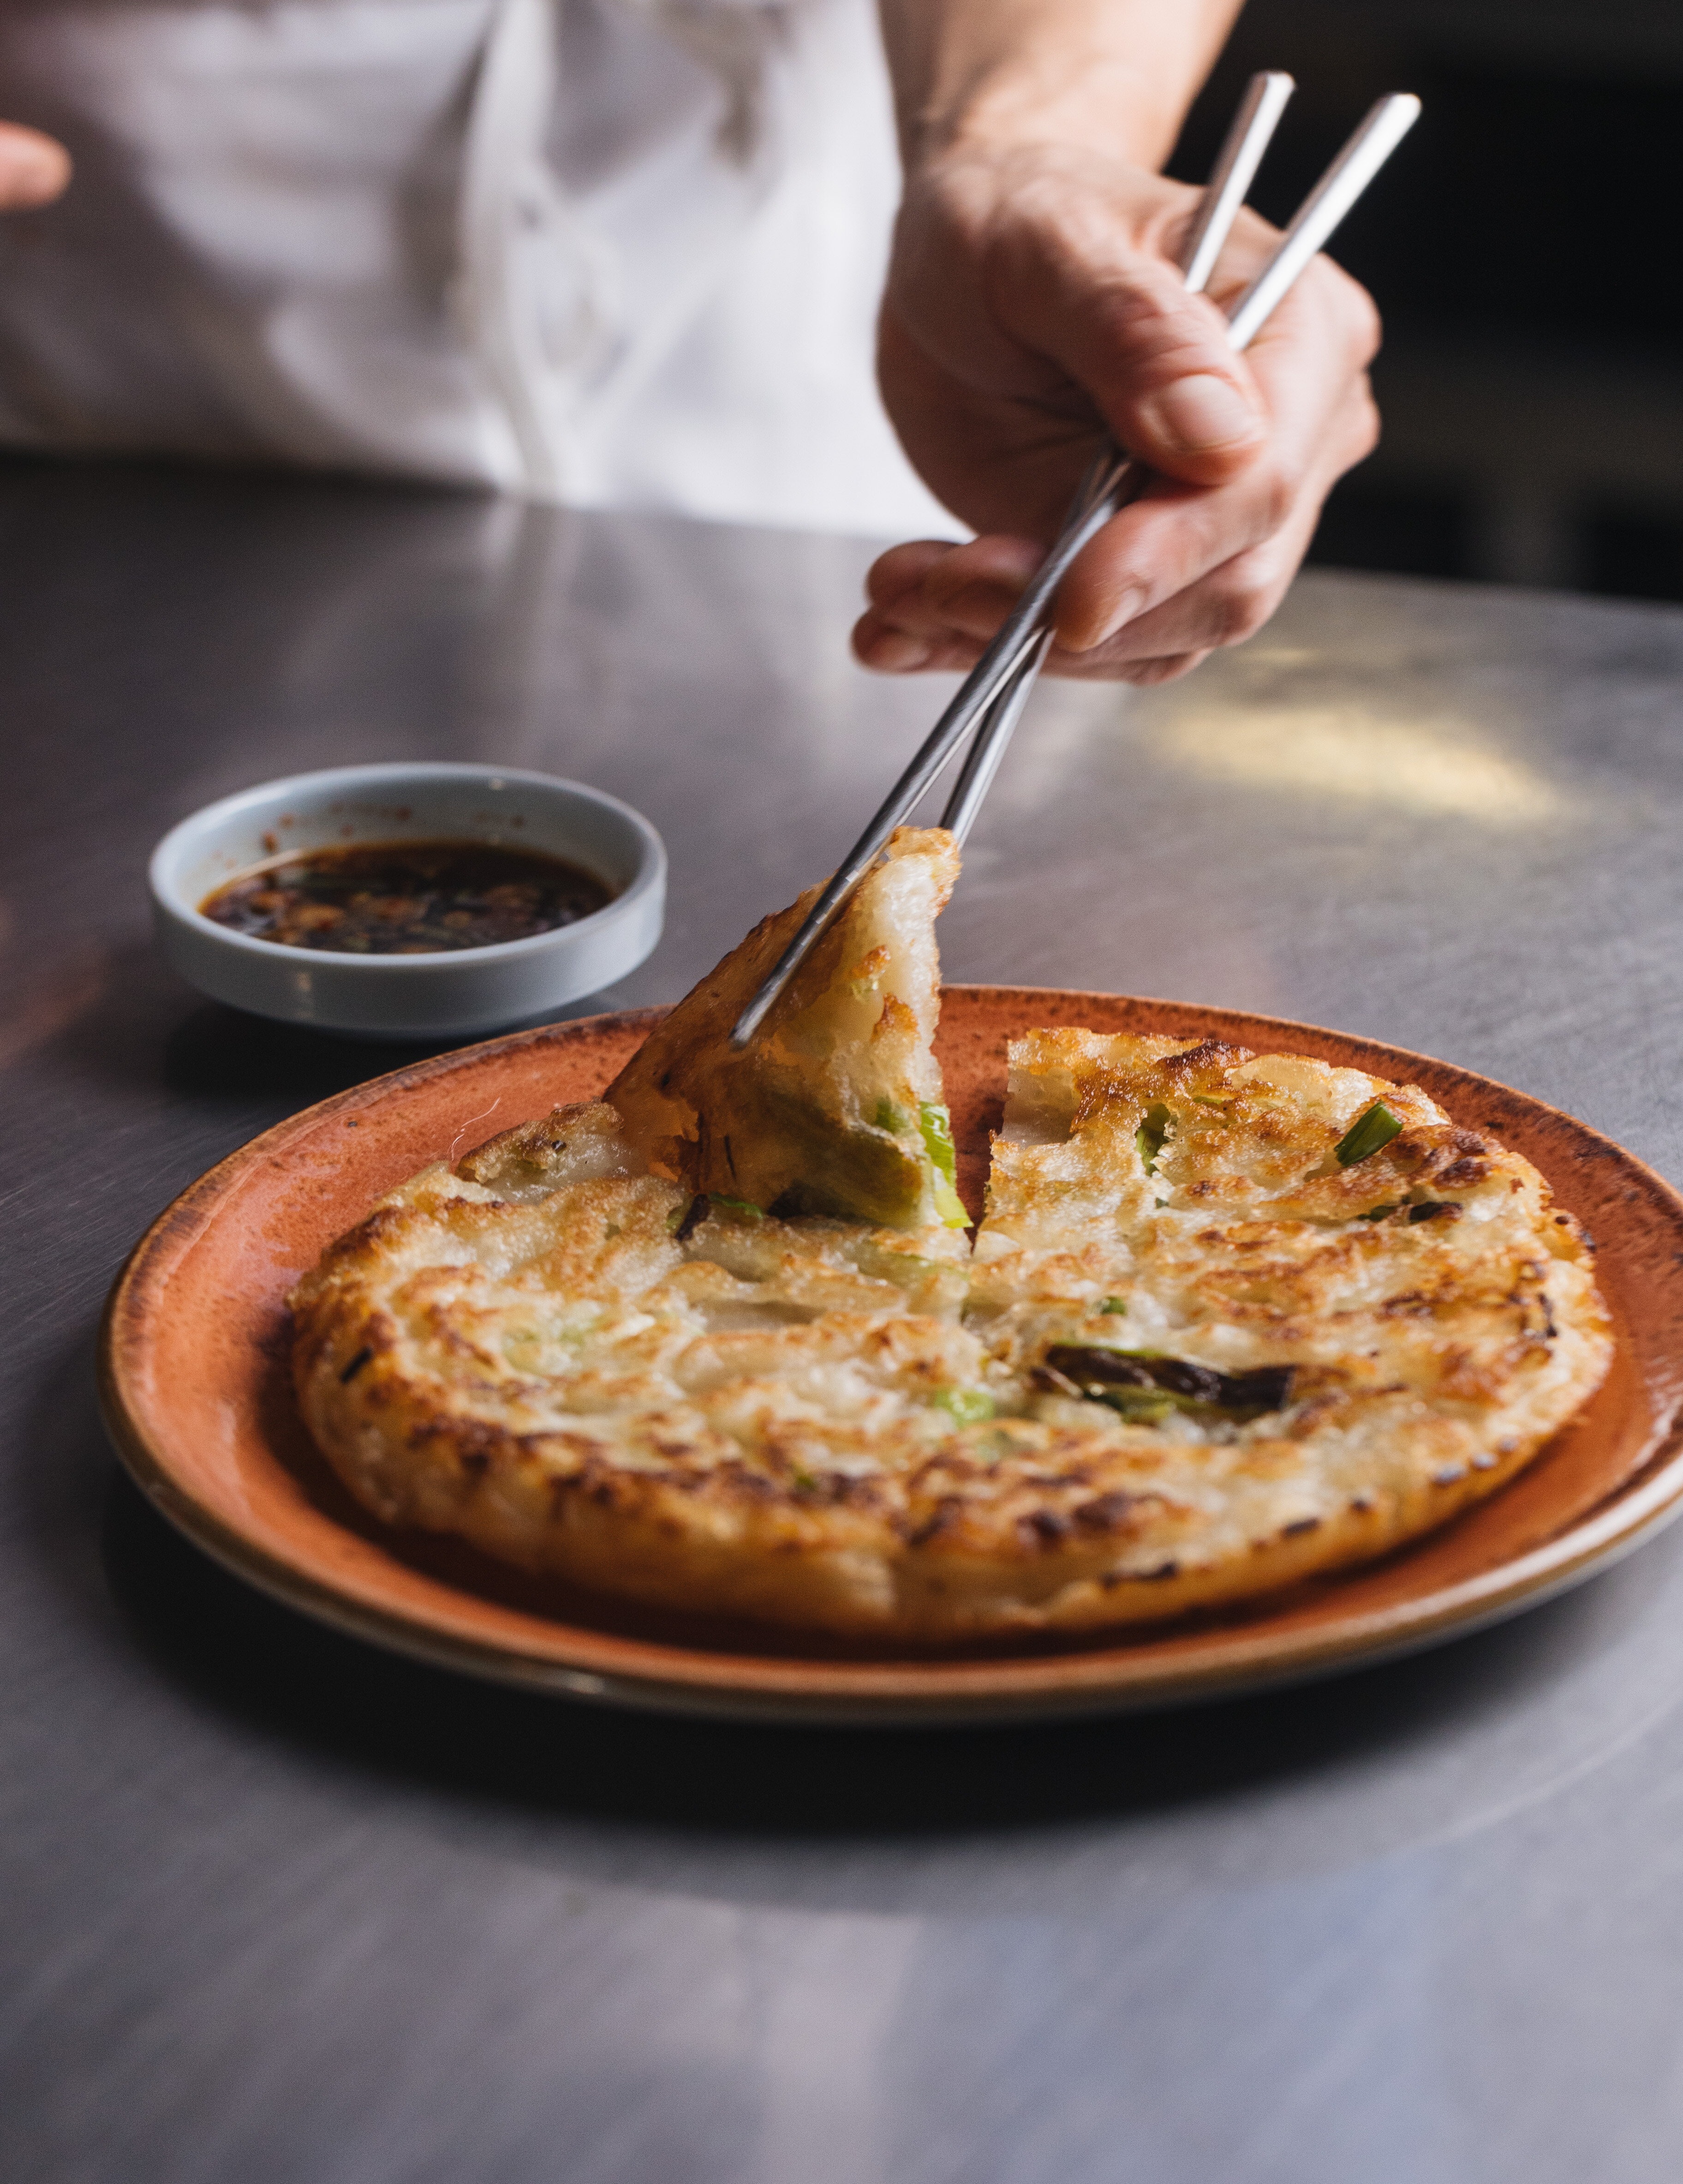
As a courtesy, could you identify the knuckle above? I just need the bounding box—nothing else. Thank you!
[1248,459,1296,539]
[1294,256,1383,369]
[1349,385,1381,463]
[1346,288,1383,369]
[1201,565,1276,649]
[1123,651,1207,687]
[1326,262,1383,365]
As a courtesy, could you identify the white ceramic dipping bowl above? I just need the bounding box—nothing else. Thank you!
[150,762,666,1039]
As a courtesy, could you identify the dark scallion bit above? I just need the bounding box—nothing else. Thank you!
[1040,1345,1294,1420]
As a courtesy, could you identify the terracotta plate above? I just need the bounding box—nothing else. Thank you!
[100,989,1683,1724]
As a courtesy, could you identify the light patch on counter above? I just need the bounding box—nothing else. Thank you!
[1159,705,1561,826]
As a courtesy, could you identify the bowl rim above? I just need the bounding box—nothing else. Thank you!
[147,761,667,975]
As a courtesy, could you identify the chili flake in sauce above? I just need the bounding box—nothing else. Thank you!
[201,840,612,954]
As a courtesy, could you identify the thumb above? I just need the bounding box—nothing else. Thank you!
[1012,245,1267,487]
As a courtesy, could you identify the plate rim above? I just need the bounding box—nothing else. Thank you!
[99,988,1683,1726]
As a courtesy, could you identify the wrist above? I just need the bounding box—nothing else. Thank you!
[925,54,1185,171]
[913,51,1188,173]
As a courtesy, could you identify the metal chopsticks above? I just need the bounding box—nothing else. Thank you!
[727,77,1289,1049]
[731,82,1420,1051]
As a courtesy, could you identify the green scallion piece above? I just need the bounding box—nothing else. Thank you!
[933,1387,996,1427]
[919,1101,969,1227]
[1100,1297,1128,1315]
[1136,1101,1171,1174]
[919,1100,956,1178]
[711,1195,763,1221]
[1335,1102,1403,1167]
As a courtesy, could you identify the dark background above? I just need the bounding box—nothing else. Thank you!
[1171,0,1683,600]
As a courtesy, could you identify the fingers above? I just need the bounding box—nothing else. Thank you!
[897,536,1040,633]
[1061,458,1336,675]
[856,535,1058,672]
[852,621,982,676]
[857,263,1378,684]
[864,182,1385,687]
[853,576,1214,687]
[1116,650,1212,688]
[0,124,70,210]
[868,145,1385,685]
[1051,259,1379,655]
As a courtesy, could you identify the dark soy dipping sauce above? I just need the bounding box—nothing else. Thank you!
[201,839,613,954]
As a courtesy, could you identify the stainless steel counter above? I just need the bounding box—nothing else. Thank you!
[5,458,1683,2184]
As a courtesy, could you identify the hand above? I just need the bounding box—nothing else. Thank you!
[0,122,70,210]
[854,143,1380,686]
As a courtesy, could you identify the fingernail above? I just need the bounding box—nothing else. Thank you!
[1141,374,1262,454]
[868,631,933,673]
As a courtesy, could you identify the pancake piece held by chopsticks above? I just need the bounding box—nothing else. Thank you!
[606,825,965,1230]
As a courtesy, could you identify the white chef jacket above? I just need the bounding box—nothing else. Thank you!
[0,0,952,535]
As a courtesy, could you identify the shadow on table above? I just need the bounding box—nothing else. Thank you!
[163,998,471,1102]
[97,1463,1621,1841]
[44,937,465,1108]
[56,936,627,1113]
